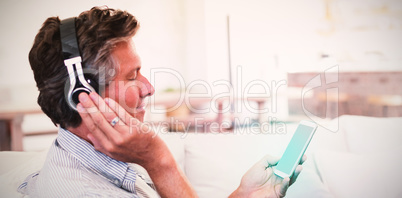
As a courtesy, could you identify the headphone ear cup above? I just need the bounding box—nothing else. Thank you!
[86,75,99,93]
[71,87,91,105]
[70,76,99,106]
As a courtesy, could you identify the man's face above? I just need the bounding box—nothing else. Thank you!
[103,41,154,122]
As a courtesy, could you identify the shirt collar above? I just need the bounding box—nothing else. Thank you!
[56,127,131,187]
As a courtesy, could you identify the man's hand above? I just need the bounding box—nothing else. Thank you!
[77,92,163,165]
[230,154,306,198]
[77,92,197,198]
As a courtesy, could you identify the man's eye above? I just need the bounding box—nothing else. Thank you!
[129,69,139,80]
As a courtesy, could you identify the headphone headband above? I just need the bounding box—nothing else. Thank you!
[60,17,80,60]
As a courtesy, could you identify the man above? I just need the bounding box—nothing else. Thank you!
[19,7,304,197]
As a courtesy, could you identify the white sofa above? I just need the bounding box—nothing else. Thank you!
[1,115,401,198]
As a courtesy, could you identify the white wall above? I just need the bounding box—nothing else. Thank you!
[1,0,401,108]
[0,0,187,106]
[197,0,402,85]
[183,0,402,119]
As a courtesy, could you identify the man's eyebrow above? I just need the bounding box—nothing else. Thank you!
[126,66,141,77]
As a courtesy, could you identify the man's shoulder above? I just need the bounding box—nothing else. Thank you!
[34,166,133,197]
[31,144,134,197]
[29,143,87,196]
[43,140,83,172]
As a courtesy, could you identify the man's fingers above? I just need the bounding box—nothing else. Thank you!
[104,97,133,125]
[278,177,290,197]
[77,103,109,147]
[300,155,307,165]
[104,97,144,134]
[78,93,119,139]
[88,92,125,125]
[290,165,303,186]
[261,154,280,168]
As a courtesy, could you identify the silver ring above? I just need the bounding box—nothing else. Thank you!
[110,117,120,127]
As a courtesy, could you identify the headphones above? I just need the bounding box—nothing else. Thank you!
[60,17,99,110]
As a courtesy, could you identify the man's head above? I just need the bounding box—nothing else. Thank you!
[30,7,153,128]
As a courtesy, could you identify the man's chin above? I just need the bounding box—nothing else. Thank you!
[129,110,145,122]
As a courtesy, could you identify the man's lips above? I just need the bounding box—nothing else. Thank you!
[136,101,147,110]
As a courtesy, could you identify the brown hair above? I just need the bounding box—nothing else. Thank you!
[29,7,139,128]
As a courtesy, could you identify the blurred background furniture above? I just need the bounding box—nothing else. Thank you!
[151,92,269,132]
[367,95,402,117]
[287,71,402,118]
[0,110,58,151]
[0,90,58,152]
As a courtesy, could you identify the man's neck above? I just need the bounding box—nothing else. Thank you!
[67,124,93,146]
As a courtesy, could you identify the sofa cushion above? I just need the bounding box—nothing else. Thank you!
[0,149,48,197]
[307,117,348,153]
[159,132,186,170]
[184,132,291,197]
[286,157,335,198]
[341,115,402,154]
[182,125,333,198]
[315,148,402,198]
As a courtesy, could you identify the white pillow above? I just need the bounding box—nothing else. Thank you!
[314,149,402,198]
[183,131,332,198]
[340,115,402,154]
[286,157,335,198]
[307,117,348,154]
[0,150,48,197]
[158,132,186,170]
[0,151,40,175]
[183,133,265,198]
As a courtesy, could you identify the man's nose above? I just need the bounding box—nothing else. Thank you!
[139,76,155,98]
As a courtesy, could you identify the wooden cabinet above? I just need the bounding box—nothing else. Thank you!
[287,72,402,118]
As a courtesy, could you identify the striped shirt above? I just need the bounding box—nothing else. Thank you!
[18,128,159,197]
